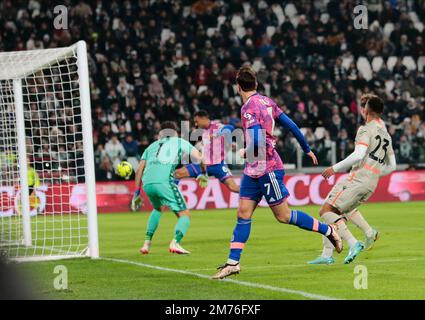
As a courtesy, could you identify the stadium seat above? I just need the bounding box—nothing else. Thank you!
[233,94,242,106]
[231,15,244,30]
[236,27,246,39]
[217,15,226,28]
[263,83,271,97]
[414,22,424,32]
[357,57,373,81]
[271,4,285,26]
[370,20,381,32]
[418,56,425,72]
[342,55,354,70]
[314,127,326,140]
[197,85,208,94]
[383,22,394,39]
[372,56,384,72]
[242,2,251,18]
[402,56,417,71]
[386,56,398,71]
[290,15,300,27]
[160,29,173,44]
[409,11,419,23]
[182,6,191,17]
[284,3,298,18]
[126,157,139,171]
[206,28,217,38]
[320,13,330,24]
[385,80,395,93]
[252,59,264,72]
[266,26,276,38]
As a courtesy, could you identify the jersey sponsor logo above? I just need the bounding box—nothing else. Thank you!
[243,112,255,124]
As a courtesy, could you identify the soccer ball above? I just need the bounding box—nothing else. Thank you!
[116,161,133,179]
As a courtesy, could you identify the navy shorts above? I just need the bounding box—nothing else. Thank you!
[185,161,232,182]
[240,170,289,206]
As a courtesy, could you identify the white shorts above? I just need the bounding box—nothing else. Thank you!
[325,179,373,214]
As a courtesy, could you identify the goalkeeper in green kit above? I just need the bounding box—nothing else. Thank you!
[131,121,209,255]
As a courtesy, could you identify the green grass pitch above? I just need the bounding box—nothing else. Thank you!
[18,201,425,300]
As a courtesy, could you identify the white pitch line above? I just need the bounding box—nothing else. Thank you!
[186,257,425,272]
[101,257,342,300]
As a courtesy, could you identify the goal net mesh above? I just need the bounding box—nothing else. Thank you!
[0,46,90,260]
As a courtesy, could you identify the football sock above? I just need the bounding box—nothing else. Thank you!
[321,236,335,258]
[145,209,161,240]
[322,211,357,248]
[289,210,331,236]
[174,215,190,243]
[228,218,252,264]
[344,209,374,237]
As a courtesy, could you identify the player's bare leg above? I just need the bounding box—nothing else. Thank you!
[223,177,240,193]
[169,209,191,254]
[140,207,163,254]
[212,199,256,279]
[345,209,379,250]
[270,201,342,253]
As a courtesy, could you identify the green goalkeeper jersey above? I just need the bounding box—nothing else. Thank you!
[141,137,194,185]
[27,166,40,188]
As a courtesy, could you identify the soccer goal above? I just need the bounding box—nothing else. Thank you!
[0,41,99,262]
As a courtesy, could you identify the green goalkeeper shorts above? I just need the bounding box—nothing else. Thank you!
[143,182,187,213]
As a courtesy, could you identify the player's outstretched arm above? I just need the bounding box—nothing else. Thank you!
[190,148,209,188]
[275,113,317,165]
[215,124,235,136]
[322,144,368,179]
[214,124,235,144]
[135,160,146,190]
[131,160,146,211]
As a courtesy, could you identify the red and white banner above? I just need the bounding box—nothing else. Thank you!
[1,170,425,216]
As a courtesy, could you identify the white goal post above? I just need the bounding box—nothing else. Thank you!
[0,41,99,261]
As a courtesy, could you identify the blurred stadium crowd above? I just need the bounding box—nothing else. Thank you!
[1,0,425,181]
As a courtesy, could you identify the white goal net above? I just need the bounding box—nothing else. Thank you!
[0,41,99,261]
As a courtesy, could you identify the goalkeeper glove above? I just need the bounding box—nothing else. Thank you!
[196,174,209,188]
[131,188,143,211]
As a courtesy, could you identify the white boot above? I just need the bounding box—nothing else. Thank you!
[169,239,190,254]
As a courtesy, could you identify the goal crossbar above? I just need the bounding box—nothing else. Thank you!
[0,43,81,80]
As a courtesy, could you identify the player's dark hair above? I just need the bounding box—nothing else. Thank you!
[159,121,179,138]
[360,93,374,108]
[194,110,209,118]
[236,67,257,92]
[367,95,384,114]
[160,121,178,131]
